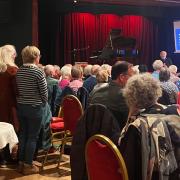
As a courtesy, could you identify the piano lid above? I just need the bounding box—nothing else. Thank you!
[99,29,136,61]
[107,28,136,49]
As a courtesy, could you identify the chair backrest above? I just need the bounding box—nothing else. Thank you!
[62,86,76,96]
[62,95,83,135]
[177,91,180,105]
[70,104,121,180]
[54,86,75,116]
[77,86,89,110]
[86,134,129,180]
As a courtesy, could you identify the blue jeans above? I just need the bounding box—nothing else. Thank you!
[17,103,45,164]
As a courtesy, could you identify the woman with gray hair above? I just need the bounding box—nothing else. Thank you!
[123,73,162,113]
[118,73,179,180]
[151,59,164,79]
[123,73,179,115]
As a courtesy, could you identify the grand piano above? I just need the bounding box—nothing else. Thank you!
[98,29,138,64]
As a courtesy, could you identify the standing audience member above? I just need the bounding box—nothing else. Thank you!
[0,44,19,166]
[89,61,134,130]
[16,46,48,175]
[159,50,173,67]
[0,45,19,130]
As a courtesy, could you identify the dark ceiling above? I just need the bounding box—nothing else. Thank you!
[67,0,180,7]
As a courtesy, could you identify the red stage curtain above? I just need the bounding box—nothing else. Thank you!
[58,13,158,66]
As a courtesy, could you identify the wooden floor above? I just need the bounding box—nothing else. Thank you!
[0,155,71,180]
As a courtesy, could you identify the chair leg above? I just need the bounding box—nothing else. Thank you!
[57,137,66,168]
[40,148,50,171]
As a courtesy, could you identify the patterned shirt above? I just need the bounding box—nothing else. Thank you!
[16,64,48,105]
[160,81,179,104]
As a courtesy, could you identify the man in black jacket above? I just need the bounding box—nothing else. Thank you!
[89,61,134,130]
[160,51,173,67]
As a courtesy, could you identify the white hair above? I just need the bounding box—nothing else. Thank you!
[169,65,177,74]
[0,44,17,67]
[152,60,163,71]
[60,65,71,78]
[44,64,55,77]
[84,64,92,76]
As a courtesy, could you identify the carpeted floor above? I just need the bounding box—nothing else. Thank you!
[0,154,71,180]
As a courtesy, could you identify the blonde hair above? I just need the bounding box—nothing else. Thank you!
[96,70,108,83]
[21,46,40,64]
[152,60,163,71]
[101,64,111,76]
[123,73,162,109]
[0,61,7,73]
[169,65,177,74]
[0,44,17,67]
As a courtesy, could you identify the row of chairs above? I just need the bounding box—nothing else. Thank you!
[40,94,128,180]
[41,94,84,170]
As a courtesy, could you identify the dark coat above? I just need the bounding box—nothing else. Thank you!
[89,81,129,130]
[83,75,97,93]
[70,104,120,180]
[119,114,179,180]
[160,57,173,67]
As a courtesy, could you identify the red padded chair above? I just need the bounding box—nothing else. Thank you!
[41,107,64,171]
[177,92,180,105]
[57,95,83,168]
[41,95,83,170]
[86,134,129,180]
[50,106,64,132]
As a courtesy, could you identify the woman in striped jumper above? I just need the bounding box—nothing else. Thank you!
[16,46,48,175]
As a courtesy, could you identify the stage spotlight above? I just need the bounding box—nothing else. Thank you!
[73,0,77,3]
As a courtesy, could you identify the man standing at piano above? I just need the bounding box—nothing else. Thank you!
[159,50,173,67]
